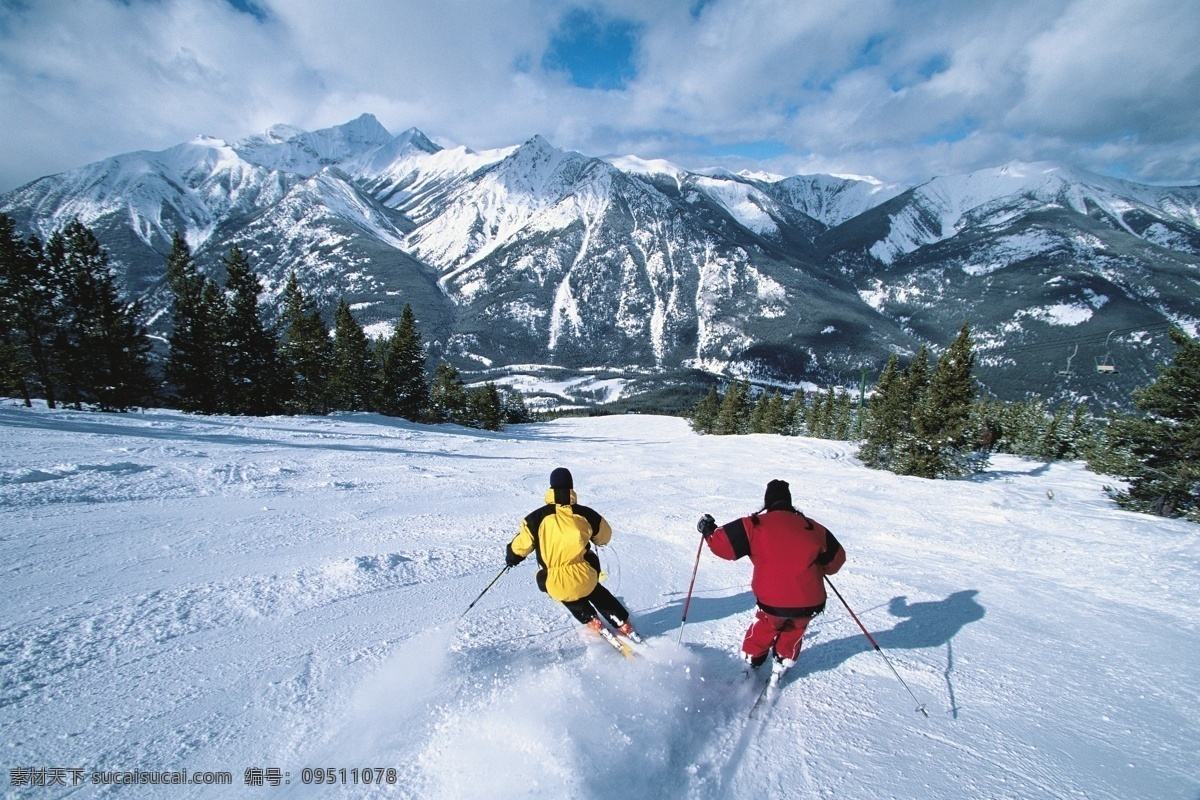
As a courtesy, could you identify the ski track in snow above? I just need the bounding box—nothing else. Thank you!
[1,403,1198,799]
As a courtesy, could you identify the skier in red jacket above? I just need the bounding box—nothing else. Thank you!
[698,479,846,684]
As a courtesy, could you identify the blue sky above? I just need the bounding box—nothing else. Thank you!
[542,8,640,90]
[0,0,1198,192]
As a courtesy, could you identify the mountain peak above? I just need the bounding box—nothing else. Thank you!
[188,134,229,148]
[395,127,441,155]
[495,135,578,177]
[263,123,306,143]
[339,113,392,142]
[605,154,689,180]
[518,134,561,155]
[997,159,1054,173]
[737,168,787,183]
[232,115,394,176]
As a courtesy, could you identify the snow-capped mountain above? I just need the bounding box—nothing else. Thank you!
[837,161,1200,268]
[3,115,1198,406]
[0,136,299,293]
[234,112,396,176]
[819,162,1200,405]
[377,134,910,375]
[760,172,908,228]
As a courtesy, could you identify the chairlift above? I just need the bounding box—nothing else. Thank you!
[1058,343,1078,377]
[1095,330,1118,374]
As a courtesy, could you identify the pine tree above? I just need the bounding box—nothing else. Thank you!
[0,303,22,402]
[784,391,807,436]
[1031,400,1051,455]
[1040,402,1071,460]
[376,304,429,421]
[804,387,825,437]
[467,382,505,431]
[748,393,766,434]
[831,388,857,440]
[221,245,280,416]
[279,272,332,415]
[762,391,788,434]
[429,362,468,424]
[860,328,984,478]
[1085,410,1142,478]
[807,386,838,439]
[1061,403,1096,461]
[0,214,56,406]
[501,388,532,424]
[690,385,721,434]
[969,394,1004,455]
[859,355,904,469]
[1000,398,1036,456]
[329,298,375,412]
[748,391,773,434]
[1101,327,1200,520]
[713,380,750,435]
[164,233,225,413]
[911,322,981,477]
[47,221,153,411]
[891,345,931,475]
[974,396,1093,462]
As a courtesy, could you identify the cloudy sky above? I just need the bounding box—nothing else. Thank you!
[2,0,1199,193]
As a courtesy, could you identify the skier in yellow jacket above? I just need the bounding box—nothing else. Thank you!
[507,468,641,644]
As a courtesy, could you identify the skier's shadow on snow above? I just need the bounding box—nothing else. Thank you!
[796,590,986,677]
[637,591,757,636]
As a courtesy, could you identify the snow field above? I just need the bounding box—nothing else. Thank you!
[1,404,1197,799]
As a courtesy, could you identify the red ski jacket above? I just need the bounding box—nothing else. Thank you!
[705,508,845,617]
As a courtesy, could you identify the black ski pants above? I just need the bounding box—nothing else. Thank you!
[562,583,629,626]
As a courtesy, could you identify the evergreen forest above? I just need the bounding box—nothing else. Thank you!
[0,215,529,431]
[689,322,1199,522]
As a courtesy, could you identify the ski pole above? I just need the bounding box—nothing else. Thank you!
[459,565,510,623]
[825,576,929,717]
[678,538,705,644]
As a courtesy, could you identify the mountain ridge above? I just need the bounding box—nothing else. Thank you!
[3,115,1198,409]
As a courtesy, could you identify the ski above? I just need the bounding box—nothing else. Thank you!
[583,617,645,658]
[747,679,777,719]
[614,627,645,649]
[590,624,635,658]
[747,668,788,719]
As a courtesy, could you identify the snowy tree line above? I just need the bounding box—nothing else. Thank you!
[4,214,1193,519]
[690,322,1199,522]
[689,380,861,441]
[0,215,153,412]
[0,215,530,431]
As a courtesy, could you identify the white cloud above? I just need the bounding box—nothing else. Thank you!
[1013,0,1200,141]
[1,0,1198,192]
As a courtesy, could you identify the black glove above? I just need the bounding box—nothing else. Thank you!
[505,544,524,568]
[697,513,717,538]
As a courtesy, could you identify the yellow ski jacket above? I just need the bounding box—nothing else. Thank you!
[507,488,613,602]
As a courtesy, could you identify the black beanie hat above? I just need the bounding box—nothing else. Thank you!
[764,479,792,510]
[550,467,573,505]
[550,467,573,489]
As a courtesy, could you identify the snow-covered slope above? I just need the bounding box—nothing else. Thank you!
[1,403,1196,799]
[233,113,396,177]
[856,161,1200,266]
[0,138,297,291]
[403,135,599,272]
[764,172,908,228]
[392,135,902,374]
